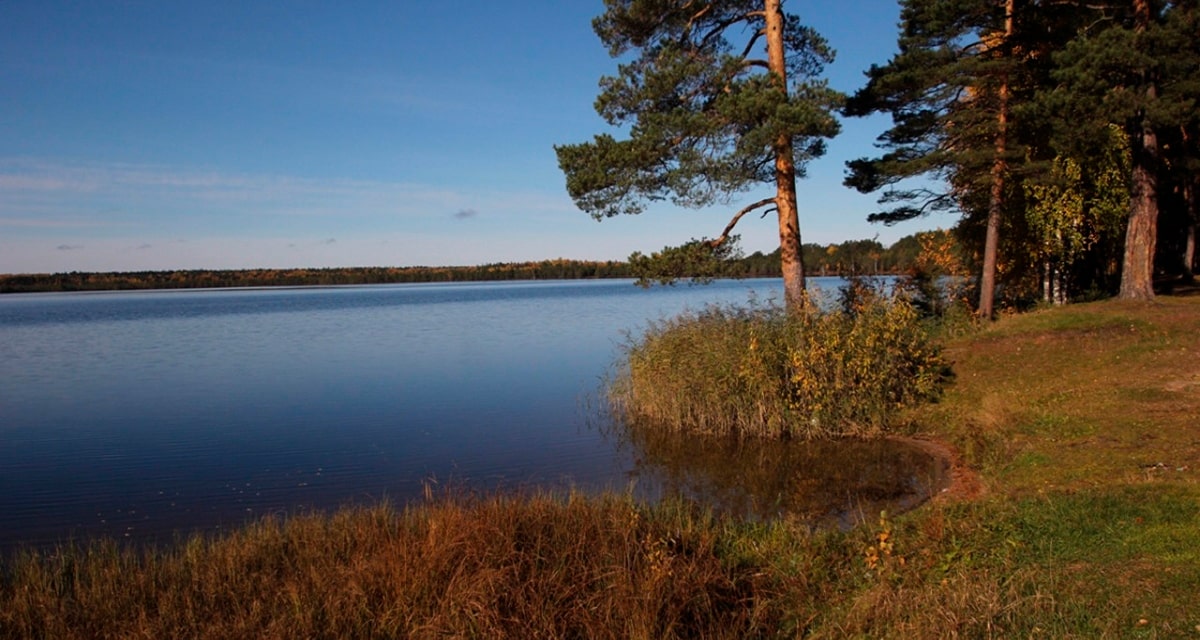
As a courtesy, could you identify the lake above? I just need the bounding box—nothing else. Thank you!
[0,278,947,552]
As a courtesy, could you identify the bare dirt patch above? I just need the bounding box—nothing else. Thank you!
[1164,374,1200,392]
[888,435,985,502]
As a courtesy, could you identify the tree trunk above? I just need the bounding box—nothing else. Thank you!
[764,0,806,308]
[979,0,1014,320]
[1184,177,1196,281]
[1055,267,1066,305]
[981,145,1004,318]
[1043,261,1052,303]
[1120,127,1159,300]
[1119,0,1159,301]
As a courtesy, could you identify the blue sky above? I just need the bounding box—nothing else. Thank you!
[0,1,954,274]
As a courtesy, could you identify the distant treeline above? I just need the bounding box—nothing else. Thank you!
[728,237,927,279]
[0,261,629,293]
[0,234,937,293]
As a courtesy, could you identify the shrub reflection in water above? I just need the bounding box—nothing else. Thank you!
[608,414,950,529]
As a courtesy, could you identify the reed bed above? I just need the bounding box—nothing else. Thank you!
[613,285,947,440]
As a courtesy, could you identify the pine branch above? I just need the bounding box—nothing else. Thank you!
[710,196,778,247]
[739,29,766,60]
[683,2,715,38]
[699,12,763,49]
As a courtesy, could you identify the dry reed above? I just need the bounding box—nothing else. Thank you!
[613,287,946,440]
[0,494,796,639]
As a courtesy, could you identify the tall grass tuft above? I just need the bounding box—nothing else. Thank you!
[613,283,947,439]
[0,495,790,639]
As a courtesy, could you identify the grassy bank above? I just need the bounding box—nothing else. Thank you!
[2,296,1198,638]
[826,295,1200,637]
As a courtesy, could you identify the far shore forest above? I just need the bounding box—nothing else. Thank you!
[0,235,927,293]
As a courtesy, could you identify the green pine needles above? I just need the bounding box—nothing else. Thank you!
[611,283,948,440]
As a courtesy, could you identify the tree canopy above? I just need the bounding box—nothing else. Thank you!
[846,0,1199,309]
[1048,0,1200,299]
[556,0,1198,311]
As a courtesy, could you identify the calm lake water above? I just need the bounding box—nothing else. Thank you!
[0,278,946,552]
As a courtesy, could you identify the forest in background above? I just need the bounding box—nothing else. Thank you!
[556,0,1199,317]
[0,231,942,293]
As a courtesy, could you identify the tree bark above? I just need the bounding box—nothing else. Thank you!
[764,0,806,308]
[981,138,1004,317]
[1120,127,1159,299]
[1043,261,1051,304]
[1119,0,1159,300]
[1183,176,1196,281]
[979,0,1014,320]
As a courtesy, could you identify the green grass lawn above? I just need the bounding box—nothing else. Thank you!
[865,295,1200,638]
[2,296,1197,638]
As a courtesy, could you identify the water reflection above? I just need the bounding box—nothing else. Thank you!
[613,417,951,529]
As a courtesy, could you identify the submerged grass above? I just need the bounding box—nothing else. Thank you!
[3,295,1199,638]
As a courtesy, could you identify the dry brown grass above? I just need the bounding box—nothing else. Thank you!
[1,494,796,639]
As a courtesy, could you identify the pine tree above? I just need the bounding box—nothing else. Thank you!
[1050,0,1200,299]
[555,0,842,307]
[842,0,1085,316]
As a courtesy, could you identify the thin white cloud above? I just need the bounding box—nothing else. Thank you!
[0,158,617,273]
[0,216,110,229]
[0,175,82,191]
[0,158,569,221]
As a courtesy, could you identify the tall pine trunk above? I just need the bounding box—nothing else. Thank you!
[1119,0,1160,300]
[765,0,806,308]
[981,110,1005,318]
[979,0,1014,319]
[1121,128,1159,299]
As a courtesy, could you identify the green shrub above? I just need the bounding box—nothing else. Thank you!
[613,285,947,439]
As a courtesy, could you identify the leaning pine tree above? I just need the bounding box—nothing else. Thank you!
[555,0,842,308]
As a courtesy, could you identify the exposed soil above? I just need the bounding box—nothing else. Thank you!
[889,435,986,502]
